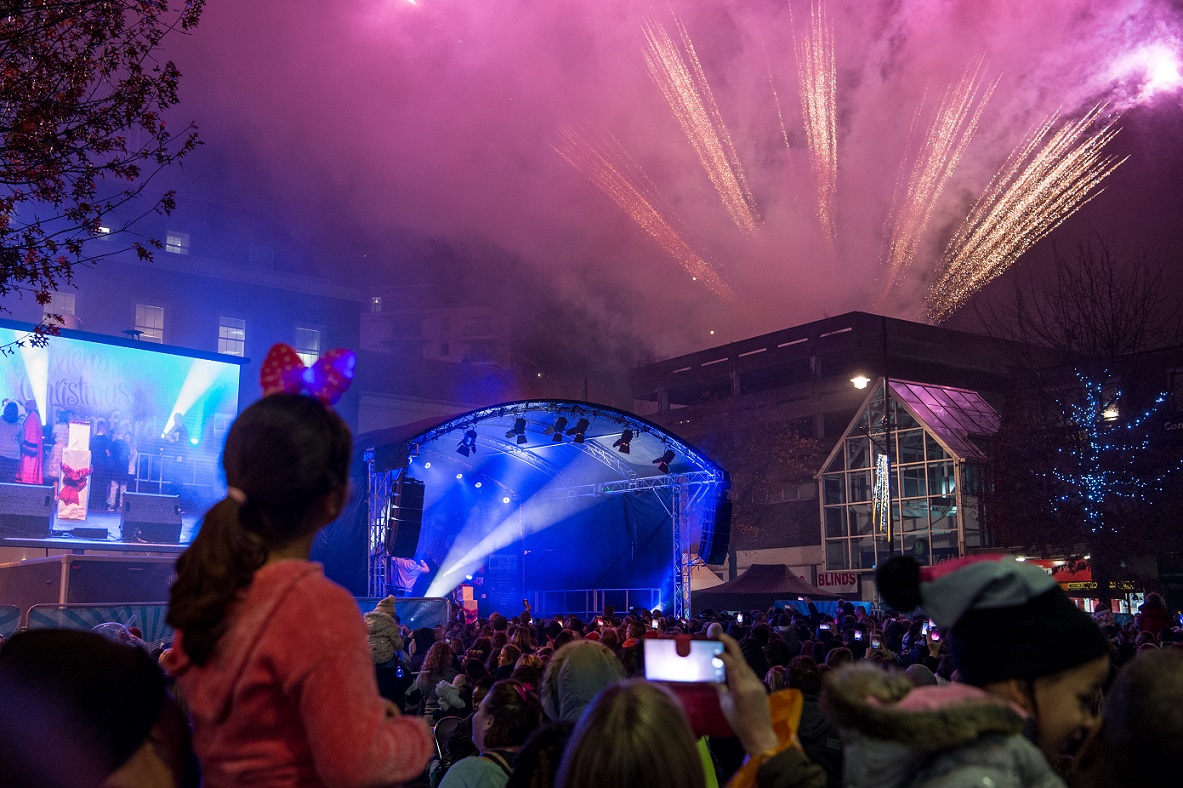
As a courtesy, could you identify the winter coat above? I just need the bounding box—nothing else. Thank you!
[163,560,433,787]
[797,696,843,788]
[823,664,1065,788]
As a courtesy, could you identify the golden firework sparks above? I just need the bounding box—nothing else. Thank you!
[642,16,761,234]
[927,105,1126,322]
[763,41,793,155]
[792,0,837,246]
[880,56,997,298]
[554,125,733,300]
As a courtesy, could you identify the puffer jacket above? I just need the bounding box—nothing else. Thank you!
[823,664,1064,788]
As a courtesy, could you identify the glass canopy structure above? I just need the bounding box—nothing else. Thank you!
[817,379,999,572]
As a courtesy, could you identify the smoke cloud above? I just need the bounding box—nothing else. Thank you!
[164,0,1183,357]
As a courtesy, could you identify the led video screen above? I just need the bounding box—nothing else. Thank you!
[0,325,241,510]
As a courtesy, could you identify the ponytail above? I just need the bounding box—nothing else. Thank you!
[167,498,268,666]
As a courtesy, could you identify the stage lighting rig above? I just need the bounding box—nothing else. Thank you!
[653,449,675,474]
[566,417,590,444]
[506,417,528,444]
[456,429,478,456]
[613,428,633,454]
[547,416,569,442]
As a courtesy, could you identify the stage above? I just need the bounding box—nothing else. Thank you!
[0,510,200,556]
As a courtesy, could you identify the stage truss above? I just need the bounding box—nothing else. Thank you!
[364,400,727,617]
[365,448,725,617]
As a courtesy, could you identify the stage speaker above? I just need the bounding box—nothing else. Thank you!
[120,493,182,544]
[0,483,53,537]
[699,491,732,566]
[385,478,424,557]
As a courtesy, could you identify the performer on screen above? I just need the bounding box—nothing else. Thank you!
[16,400,42,484]
[0,402,22,481]
[389,556,430,598]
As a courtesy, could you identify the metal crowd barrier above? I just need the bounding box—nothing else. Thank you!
[25,603,173,646]
[354,597,451,630]
[0,604,19,638]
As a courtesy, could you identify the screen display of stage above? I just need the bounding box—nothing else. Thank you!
[0,326,241,514]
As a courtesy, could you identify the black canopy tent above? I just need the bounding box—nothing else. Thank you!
[692,564,840,612]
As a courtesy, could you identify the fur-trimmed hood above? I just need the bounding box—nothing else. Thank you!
[822,664,1063,788]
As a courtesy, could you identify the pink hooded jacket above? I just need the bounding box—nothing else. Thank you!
[163,560,432,787]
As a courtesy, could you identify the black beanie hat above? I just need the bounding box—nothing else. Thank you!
[878,554,1110,686]
[0,629,165,783]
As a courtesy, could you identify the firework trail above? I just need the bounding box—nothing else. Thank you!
[792,0,837,246]
[763,41,793,155]
[554,125,733,300]
[927,105,1126,323]
[880,57,997,300]
[642,17,761,234]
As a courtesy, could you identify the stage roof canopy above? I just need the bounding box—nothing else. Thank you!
[359,399,727,499]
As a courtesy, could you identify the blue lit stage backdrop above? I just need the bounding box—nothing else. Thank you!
[0,323,242,520]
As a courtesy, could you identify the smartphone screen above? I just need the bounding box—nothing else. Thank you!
[931,629,941,642]
[651,619,659,629]
[643,639,726,684]
[819,623,831,632]
[871,637,881,649]
[736,613,744,623]
[854,630,863,641]
[920,622,930,636]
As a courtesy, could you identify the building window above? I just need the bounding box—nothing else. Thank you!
[218,317,246,357]
[43,292,76,319]
[295,326,321,366]
[370,296,383,313]
[249,243,274,265]
[165,230,190,255]
[135,304,164,343]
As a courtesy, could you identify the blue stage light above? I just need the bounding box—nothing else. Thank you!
[475,482,482,488]
[456,473,463,480]
[502,497,511,504]
[424,461,431,469]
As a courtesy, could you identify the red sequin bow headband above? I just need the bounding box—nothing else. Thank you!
[260,343,356,405]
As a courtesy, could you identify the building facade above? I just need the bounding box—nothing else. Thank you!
[630,311,1045,596]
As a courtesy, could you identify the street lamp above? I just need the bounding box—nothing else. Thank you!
[851,375,871,390]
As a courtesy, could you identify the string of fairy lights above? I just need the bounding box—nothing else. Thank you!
[1045,371,1182,535]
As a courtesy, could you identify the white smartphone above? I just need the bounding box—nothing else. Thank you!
[643,639,726,684]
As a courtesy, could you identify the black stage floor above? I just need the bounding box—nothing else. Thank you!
[0,510,199,555]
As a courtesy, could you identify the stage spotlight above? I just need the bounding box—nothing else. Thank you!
[456,473,463,479]
[465,575,474,581]
[475,482,482,488]
[505,417,527,445]
[548,416,568,443]
[653,449,676,474]
[456,428,477,456]
[424,462,431,469]
[613,429,633,454]
[502,497,511,504]
[566,417,590,444]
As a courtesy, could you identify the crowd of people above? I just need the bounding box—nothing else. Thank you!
[0,391,1181,787]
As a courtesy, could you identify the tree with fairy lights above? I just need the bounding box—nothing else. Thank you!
[980,236,1183,603]
[1044,373,1181,569]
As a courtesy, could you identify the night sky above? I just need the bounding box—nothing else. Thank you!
[158,0,1183,358]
